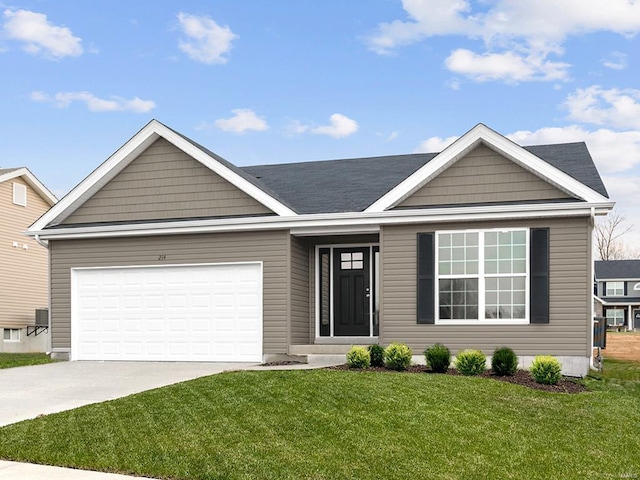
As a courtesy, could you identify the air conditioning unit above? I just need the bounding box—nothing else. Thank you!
[35,308,49,327]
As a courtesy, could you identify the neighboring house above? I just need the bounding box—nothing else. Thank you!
[594,260,640,331]
[27,121,613,376]
[0,168,57,352]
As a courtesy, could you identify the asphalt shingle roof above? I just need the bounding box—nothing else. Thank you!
[240,142,608,214]
[595,260,640,280]
[0,167,21,176]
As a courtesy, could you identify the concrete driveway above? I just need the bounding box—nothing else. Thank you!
[0,361,257,427]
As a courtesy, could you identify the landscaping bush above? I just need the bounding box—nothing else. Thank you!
[455,349,487,376]
[491,347,518,376]
[346,346,370,369]
[424,343,451,373]
[530,355,562,385]
[368,344,385,367]
[384,342,412,371]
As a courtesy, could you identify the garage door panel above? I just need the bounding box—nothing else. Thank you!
[73,263,262,362]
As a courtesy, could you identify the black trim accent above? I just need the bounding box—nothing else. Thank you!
[530,228,550,324]
[417,233,435,324]
[318,248,331,337]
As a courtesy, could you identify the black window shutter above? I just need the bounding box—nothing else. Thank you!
[624,282,628,296]
[530,228,550,324]
[417,233,435,324]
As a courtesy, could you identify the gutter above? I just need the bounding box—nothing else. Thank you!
[27,201,616,241]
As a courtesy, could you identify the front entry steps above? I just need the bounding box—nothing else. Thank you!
[289,340,379,365]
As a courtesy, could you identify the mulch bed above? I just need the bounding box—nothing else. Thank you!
[328,364,587,394]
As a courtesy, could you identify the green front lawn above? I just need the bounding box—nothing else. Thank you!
[0,353,53,369]
[0,368,639,480]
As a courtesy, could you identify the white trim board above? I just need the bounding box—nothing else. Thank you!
[365,124,610,212]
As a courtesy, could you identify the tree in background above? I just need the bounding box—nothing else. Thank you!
[595,209,638,260]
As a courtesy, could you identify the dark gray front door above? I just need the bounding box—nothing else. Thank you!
[333,247,370,336]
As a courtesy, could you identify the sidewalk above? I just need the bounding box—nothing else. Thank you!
[0,461,156,479]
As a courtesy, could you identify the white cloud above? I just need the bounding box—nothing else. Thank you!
[602,51,627,70]
[367,0,640,83]
[387,131,399,141]
[214,109,268,133]
[415,134,460,153]
[284,119,310,135]
[3,9,83,59]
[508,126,640,174]
[416,125,640,174]
[310,113,359,138]
[445,49,569,83]
[177,12,237,64]
[564,86,640,130]
[30,91,155,113]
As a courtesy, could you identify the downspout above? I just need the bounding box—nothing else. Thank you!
[34,233,48,249]
[35,234,52,356]
[589,207,598,371]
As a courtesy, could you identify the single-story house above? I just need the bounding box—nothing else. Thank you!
[0,167,57,352]
[27,120,613,376]
[594,260,640,331]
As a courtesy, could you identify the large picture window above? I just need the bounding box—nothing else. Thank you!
[436,229,528,323]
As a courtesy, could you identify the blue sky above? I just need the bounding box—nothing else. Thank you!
[2,1,640,244]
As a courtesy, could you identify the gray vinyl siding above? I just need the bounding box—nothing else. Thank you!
[49,230,288,354]
[63,138,272,224]
[380,216,591,356]
[398,145,571,208]
[289,236,310,344]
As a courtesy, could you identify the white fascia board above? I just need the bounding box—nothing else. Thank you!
[28,200,615,240]
[29,120,295,232]
[365,124,610,212]
[0,168,57,205]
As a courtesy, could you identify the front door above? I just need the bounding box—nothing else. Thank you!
[333,247,370,336]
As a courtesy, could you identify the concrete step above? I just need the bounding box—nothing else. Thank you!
[289,344,367,355]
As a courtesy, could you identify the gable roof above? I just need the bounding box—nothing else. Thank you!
[595,260,640,280]
[0,167,57,206]
[365,124,609,212]
[29,120,613,234]
[30,120,297,231]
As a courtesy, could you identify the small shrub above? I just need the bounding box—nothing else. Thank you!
[491,347,518,376]
[368,344,385,367]
[384,342,412,371]
[530,355,562,385]
[424,343,451,373]
[346,346,370,369]
[455,349,487,376]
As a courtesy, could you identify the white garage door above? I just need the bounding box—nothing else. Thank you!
[71,263,262,362]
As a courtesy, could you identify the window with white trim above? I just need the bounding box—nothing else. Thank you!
[3,328,20,342]
[12,183,27,207]
[605,282,624,297]
[436,229,528,323]
[605,309,624,327]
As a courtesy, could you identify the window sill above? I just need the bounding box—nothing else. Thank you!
[435,319,530,326]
